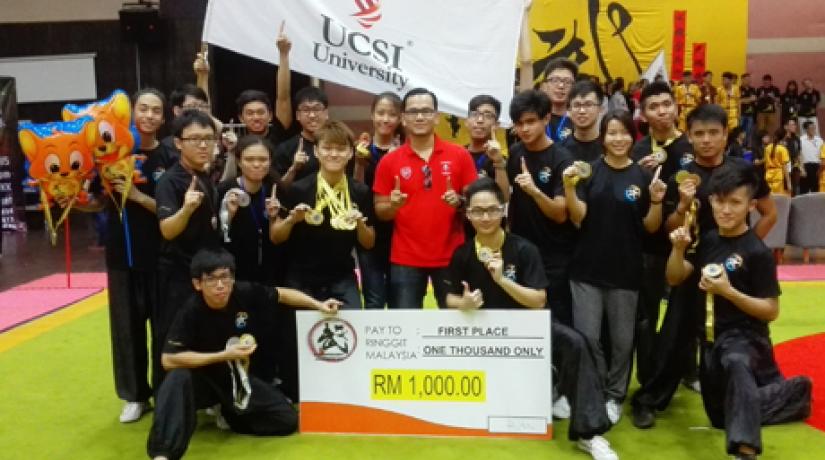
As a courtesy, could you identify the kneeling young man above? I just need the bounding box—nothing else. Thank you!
[445,178,617,460]
[665,166,811,460]
[147,248,340,460]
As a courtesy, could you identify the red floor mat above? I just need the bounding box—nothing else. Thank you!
[775,333,825,432]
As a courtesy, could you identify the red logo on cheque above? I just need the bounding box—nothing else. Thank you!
[352,0,382,29]
[308,318,358,361]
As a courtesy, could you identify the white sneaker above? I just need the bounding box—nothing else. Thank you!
[215,408,230,430]
[605,399,622,425]
[119,401,148,423]
[553,395,571,419]
[577,435,619,460]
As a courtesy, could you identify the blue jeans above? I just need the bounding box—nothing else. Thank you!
[357,246,390,309]
[388,264,450,309]
[740,115,755,148]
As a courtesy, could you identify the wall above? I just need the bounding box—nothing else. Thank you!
[0,0,123,23]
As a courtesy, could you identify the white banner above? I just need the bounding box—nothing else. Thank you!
[296,310,553,439]
[203,0,523,121]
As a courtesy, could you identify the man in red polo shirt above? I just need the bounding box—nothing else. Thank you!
[374,88,477,309]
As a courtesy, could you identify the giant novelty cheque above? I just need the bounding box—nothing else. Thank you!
[297,310,553,439]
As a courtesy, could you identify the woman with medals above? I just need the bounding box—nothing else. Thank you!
[352,92,402,309]
[446,178,619,460]
[562,110,667,425]
[217,135,282,384]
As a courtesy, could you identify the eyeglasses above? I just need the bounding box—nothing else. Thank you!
[404,108,437,119]
[469,110,497,121]
[180,137,218,146]
[202,273,235,287]
[466,205,505,219]
[297,105,326,115]
[422,165,432,190]
[570,101,600,111]
[182,103,211,111]
[545,76,575,86]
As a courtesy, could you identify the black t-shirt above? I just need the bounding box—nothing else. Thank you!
[156,162,222,268]
[798,89,821,117]
[159,135,182,160]
[102,142,178,271]
[569,159,652,290]
[632,133,693,256]
[740,85,756,116]
[662,156,770,240]
[359,143,394,255]
[266,119,300,149]
[164,281,281,389]
[781,92,799,118]
[560,135,603,163]
[694,229,780,338]
[446,233,549,308]
[217,178,281,284]
[781,136,801,164]
[272,134,319,184]
[756,86,781,113]
[282,174,373,280]
[465,146,498,179]
[546,113,573,143]
[506,142,576,270]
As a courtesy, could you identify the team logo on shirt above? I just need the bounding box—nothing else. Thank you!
[308,318,358,362]
[351,0,382,29]
[538,166,552,184]
[560,127,572,140]
[152,168,166,182]
[680,153,694,167]
[235,312,249,329]
[624,185,642,202]
[400,166,412,180]
[724,253,744,272]
[440,161,452,176]
[504,264,517,281]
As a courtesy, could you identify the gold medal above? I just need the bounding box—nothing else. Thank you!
[477,246,494,264]
[306,209,324,226]
[239,333,256,346]
[675,170,702,186]
[573,160,592,179]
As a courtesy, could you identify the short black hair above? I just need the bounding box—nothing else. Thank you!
[402,87,438,112]
[170,84,208,108]
[542,58,578,80]
[741,72,751,78]
[235,134,275,160]
[294,86,328,109]
[568,80,605,105]
[683,70,693,77]
[803,121,814,130]
[639,81,675,109]
[762,74,773,81]
[236,89,272,115]
[599,109,637,146]
[172,109,217,138]
[464,176,505,205]
[703,71,712,77]
[509,89,550,122]
[687,104,727,130]
[468,94,501,120]
[722,72,735,80]
[190,247,236,279]
[708,164,758,200]
[133,87,167,110]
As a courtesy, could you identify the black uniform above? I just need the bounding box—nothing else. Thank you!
[103,142,177,402]
[632,156,770,413]
[506,141,576,324]
[146,282,298,460]
[356,144,393,309]
[630,134,693,386]
[272,134,319,186]
[561,135,604,164]
[154,162,221,389]
[445,233,612,441]
[694,229,811,455]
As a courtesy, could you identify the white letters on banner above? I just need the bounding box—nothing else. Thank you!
[203,0,524,121]
[295,310,553,439]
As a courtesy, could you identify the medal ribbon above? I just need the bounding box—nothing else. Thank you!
[316,173,353,229]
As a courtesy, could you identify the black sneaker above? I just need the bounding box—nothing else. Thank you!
[632,404,655,429]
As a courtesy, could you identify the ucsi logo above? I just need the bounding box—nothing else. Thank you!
[352,0,382,29]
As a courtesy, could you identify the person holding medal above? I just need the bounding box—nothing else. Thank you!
[353,92,403,309]
[446,178,618,460]
[271,120,374,309]
[563,109,667,425]
[664,165,811,460]
[147,248,342,460]
[155,110,222,390]
[631,104,775,429]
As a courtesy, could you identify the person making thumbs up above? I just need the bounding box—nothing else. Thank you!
[154,110,222,389]
[373,88,477,309]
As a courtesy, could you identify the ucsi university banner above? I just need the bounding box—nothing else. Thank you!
[203,0,524,120]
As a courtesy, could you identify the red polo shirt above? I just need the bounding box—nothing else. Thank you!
[373,135,477,267]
